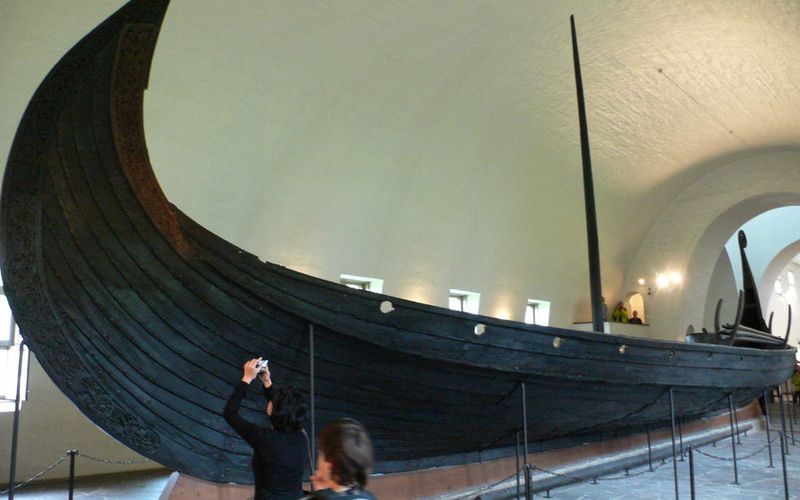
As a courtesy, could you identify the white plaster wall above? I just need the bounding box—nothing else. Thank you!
[702,250,739,332]
[764,262,800,352]
[724,206,800,291]
[0,356,156,485]
[624,150,800,341]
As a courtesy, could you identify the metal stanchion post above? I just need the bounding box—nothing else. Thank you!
[732,398,741,445]
[308,324,316,477]
[727,395,739,484]
[524,464,533,500]
[8,340,25,500]
[678,418,685,460]
[785,383,796,446]
[516,431,521,500]
[779,385,789,455]
[68,450,77,500]
[646,426,653,472]
[764,390,774,468]
[521,383,531,500]
[669,388,679,500]
[779,432,789,500]
[688,447,696,500]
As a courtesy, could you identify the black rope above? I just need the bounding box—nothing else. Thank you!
[0,450,152,495]
[0,452,69,495]
[692,434,779,462]
[530,457,671,484]
[77,452,151,465]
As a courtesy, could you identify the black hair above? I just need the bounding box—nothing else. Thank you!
[269,386,307,432]
[318,418,374,487]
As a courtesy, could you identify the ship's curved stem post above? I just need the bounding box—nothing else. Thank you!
[727,394,739,484]
[669,388,679,499]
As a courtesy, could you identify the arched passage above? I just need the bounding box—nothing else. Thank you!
[625,292,646,323]
[625,149,800,340]
[758,239,800,302]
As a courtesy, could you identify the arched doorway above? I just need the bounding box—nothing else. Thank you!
[626,292,646,323]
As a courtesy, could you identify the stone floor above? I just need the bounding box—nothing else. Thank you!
[530,427,799,500]
[3,407,798,499]
[1,469,172,499]
[466,404,800,500]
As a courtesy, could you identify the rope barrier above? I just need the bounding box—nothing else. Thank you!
[0,452,70,495]
[457,466,527,497]
[76,452,151,465]
[0,450,150,495]
[530,456,671,484]
[482,427,779,496]
[693,443,770,462]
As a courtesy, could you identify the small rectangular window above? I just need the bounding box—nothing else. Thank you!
[449,294,466,312]
[524,299,551,326]
[0,324,29,412]
[788,271,796,286]
[0,295,13,346]
[449,289,480,314]
[340,274,383,294]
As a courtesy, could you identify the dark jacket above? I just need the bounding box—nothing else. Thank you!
[303,487,377,500]
[224,381,307,500]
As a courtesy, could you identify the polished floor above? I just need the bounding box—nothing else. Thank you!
[458,402,800,500]
[523,426,798,499]
[2,469,172,500]
[4,407,799,499]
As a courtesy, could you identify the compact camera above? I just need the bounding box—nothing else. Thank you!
[256,359,269,372]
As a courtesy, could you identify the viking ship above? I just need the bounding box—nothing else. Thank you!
[686,230,794,350]
[1,0,795,484]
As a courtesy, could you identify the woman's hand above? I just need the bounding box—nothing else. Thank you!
[259,363,272,389]
[242,358,261,384]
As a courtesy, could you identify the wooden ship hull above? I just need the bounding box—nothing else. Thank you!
[1,0,796,484]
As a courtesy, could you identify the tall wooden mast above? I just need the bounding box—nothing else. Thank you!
[570,15,605,333]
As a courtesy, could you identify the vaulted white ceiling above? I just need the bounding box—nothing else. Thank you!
[3,1,800,332]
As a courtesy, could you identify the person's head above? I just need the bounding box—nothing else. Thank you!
[267,386,307,432]
[616,301,624,308]
[316,418,374,488]
[632,310,639,318]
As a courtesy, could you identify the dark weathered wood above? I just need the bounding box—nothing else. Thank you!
[0,0,796,485]
[738,231,769,332]
[570,15,604,333]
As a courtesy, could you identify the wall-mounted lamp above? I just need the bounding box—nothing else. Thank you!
[648,271,683,291]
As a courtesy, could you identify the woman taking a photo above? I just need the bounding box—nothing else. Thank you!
[224,358,308,500]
